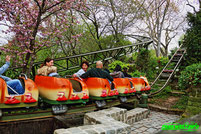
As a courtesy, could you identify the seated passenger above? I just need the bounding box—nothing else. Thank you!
[80,61,113,82]
[73,61,89,78]
[110,65,125,78]
[37,57,58,76]
[123,67,132,78]
[7,79,24,94]
[0,55,24,94]
[104,68,110,74]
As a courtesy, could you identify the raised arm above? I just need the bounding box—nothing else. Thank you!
[0,56,10,75]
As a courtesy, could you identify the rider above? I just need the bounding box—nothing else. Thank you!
[122,67,132,78]
[0,55,24,94]
[110,65,125,78]
[37,57,58,76]
[73,61,89,78]
[80,61,113,82]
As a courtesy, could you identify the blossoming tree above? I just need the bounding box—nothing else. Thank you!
[0,0,85,75]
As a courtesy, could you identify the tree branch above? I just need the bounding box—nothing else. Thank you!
[186,0,197,13]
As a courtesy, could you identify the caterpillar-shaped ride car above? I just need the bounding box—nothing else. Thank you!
[0,75,150,117]
[35,75,89,114]
[0,74,38,117]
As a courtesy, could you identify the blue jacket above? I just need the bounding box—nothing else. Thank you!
[0,62,12,81]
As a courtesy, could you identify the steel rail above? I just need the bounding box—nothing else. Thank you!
[8,39,153,70]
[149,46,186,97]
[150,44,184,87]
[0,96,137,123]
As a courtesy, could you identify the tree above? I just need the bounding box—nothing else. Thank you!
[102,0,145,44]
[0,0,85,75]
[134,0,185,57]
[183,0,201,64]
[41,10,83,57]
[78,0,145,50]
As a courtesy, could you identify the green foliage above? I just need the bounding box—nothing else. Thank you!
[183,9,201,65]
[179,63,201,90]
[136,48,149,72]
[107,49,168,80]
[4,69,22,79]
[100,34,132,49]
[134,48,168,79]
[108,60,129,72]
[132,52,138,61]
[130,70,145,77]
[171,95,188,110]
[156,56,169,67]
[78,24,99,53]
[154,86,172,98]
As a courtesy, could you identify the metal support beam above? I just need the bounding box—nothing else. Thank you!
[8,39,153,78]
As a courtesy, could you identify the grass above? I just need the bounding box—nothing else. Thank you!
[171,95,189,110]
[149,86,189,110]
[153,86,172,98]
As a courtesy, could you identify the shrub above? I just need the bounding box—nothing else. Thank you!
[156,56,169,67]
[183,9,201,65]
[136,48,149,72]
[131,70,145,77]
[108,60,129,72]
[179,63,201,90]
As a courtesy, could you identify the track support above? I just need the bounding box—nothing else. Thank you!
[95,100,106,108]
[119,97,127,103]
[52,105,68,115]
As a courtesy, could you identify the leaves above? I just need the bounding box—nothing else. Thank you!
[0,0,85,73]
[179,63,201,90]
[183,9,201,65]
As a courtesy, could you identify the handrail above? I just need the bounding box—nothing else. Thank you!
[34,39,153,64]
[151,44,184,86]
[149,49,186,96]
[8,39,152,70]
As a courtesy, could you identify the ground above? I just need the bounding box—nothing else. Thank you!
[149,96,180,109]
[131,111,180,134]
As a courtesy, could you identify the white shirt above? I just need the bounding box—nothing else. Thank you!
[75,69,85,77]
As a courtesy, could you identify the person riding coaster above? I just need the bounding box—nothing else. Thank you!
[78,61,119,107]
[0,55,38,117]
[35,58,89,114]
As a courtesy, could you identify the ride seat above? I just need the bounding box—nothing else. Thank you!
[69,79,82,92]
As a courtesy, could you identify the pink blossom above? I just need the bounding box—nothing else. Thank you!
[0,0,86,69]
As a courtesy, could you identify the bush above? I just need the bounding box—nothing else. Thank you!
[179,63,201,90]
[131,70,145,77]
[108,49,168,80]
[156,56,169,67]
[108,60,129,72]
[136,48,149,72]
[183,9,201,65]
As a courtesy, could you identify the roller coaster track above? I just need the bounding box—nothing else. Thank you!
[0,96,137,122]
[32,39,152,76]
[149,44,186,97]
[6,36,152,78]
